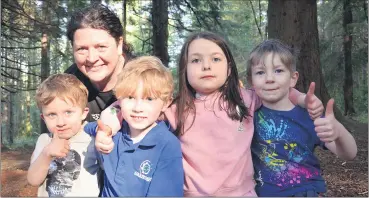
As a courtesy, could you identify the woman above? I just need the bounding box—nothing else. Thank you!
[65,3,134,122]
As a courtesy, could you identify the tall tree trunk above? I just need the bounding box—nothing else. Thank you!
[267,0,344,120]
[343,0,355,116]
[8,94,14,144]
[122,0,127,42]
[40,2,51,134]
[151,0,169,67]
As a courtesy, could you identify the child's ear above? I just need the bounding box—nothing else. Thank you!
[82,107,89,120]
[161,98,172,112]
[290,71,299,88]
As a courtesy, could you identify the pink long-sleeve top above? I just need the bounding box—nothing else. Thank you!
[165,89,262,196]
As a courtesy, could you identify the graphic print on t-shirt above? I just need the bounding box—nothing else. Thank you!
[254,110,319,187]
[46,149,81,196]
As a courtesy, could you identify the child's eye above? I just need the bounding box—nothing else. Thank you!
[128,96,134,99]
[65,111,73,115]
[47,113,56,118]
[191,58,200,63]
[255,71,265,75]
[213,57,221,62]
[146,97,155,101]
[275,69,284,73]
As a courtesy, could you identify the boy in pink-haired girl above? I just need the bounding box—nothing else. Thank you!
[95,32,325,196]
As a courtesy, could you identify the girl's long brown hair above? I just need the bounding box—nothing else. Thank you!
[174,31,250,137]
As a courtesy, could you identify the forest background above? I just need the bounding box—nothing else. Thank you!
[0,0,368,197]
[1,0,367,147]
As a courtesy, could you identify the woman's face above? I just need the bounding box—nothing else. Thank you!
[73,28,123,90]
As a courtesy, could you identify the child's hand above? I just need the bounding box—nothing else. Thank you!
[305,82,324,120]
[95,120,114,154]
[45,134,70,158]
[314,99,340,142]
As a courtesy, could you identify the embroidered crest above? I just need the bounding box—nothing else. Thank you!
[140,160,152,175]
[134,160,153,182]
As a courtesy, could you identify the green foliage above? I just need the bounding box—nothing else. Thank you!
[318,0,368,120]
[2,134,38,150]
[2,0,367,146]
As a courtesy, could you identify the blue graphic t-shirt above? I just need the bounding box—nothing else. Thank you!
[251,105,327,196]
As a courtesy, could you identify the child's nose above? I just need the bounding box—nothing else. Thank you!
[132,100,143,112]
[202,59,211,71]
[56,116,66,126]
[265,72,275,82]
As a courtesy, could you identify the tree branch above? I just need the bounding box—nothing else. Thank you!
[248,0,263,39]
[1,65,42,77]
[1,56,42,67]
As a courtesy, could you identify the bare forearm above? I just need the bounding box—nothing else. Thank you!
[27,149,52,186]
[289,88,306,107]
[326,121,357,160]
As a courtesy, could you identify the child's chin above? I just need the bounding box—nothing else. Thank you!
[58,132,77,139]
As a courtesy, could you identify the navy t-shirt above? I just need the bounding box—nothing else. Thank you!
[251,105,327,197]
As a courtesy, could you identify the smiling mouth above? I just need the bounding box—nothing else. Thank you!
[131,115,147,120]
[86,65,103,71]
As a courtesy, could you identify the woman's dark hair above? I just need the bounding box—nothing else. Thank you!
[174,31,249,136]
[67,3,134,59]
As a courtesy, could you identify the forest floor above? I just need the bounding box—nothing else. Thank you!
[1,120,367,197]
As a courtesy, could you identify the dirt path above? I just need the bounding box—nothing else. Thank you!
[1,122,367,197]
[1,148,38,197]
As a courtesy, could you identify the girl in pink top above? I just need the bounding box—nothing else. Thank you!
[96,32,324,197]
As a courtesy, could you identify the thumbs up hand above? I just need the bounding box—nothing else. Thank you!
[46,133,70,158]
[314,99,340,143]
[95,120,114,154]
[305,82,324,120]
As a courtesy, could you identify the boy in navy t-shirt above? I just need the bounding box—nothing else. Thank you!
[84,56,184,196]
[246,39,357,197]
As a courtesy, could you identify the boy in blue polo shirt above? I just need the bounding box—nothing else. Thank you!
[84,56,184,196]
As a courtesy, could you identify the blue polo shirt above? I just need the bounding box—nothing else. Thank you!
[84,121,184,197]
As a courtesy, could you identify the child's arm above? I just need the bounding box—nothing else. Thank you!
[27,134,70,186]
[289,82,324,119]
[84,121,115,154]
[314,99,357,160]
[146,140,184,196]
[100,100,122,136]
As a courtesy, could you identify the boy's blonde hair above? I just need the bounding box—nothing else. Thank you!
[114,56,174,103]
[36,74,88,110]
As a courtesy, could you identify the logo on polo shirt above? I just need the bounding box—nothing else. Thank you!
[134,160,152,182]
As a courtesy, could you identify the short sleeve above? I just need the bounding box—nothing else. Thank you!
[31,134,51,164]
[84,122,98,136]
[240,88,262,114]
